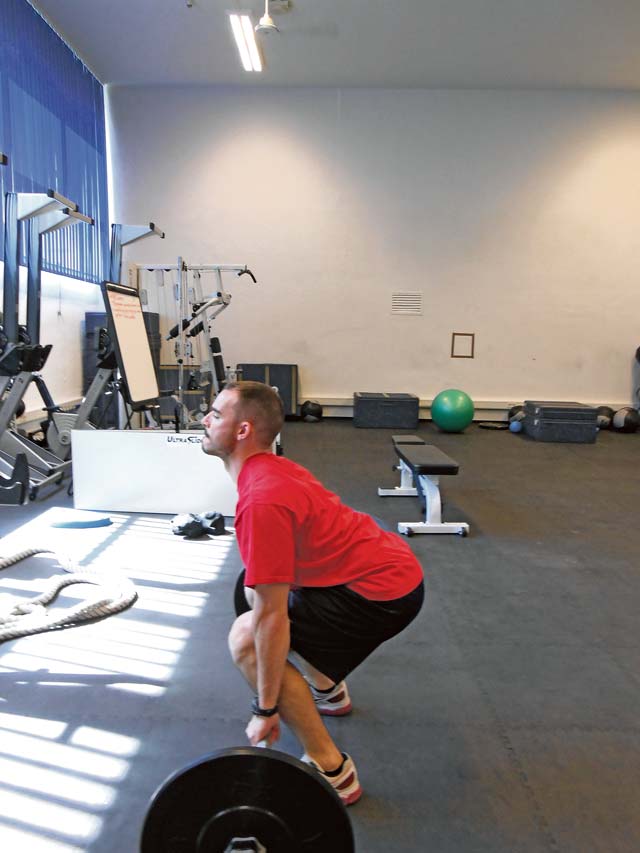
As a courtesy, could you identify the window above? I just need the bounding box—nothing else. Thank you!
[0,0,108,283]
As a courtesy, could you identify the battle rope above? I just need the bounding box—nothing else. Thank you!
[0,547,75,573]
[0,547,138,643]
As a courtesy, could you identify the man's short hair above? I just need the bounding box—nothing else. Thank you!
[226,381,285,447]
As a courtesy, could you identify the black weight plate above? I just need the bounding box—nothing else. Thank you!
[234,568,251,617]
[197,803,294,850]
[140,747,354,853]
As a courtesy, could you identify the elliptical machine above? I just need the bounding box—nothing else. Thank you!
[0,184,93,501]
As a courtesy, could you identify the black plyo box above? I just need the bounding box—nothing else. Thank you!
[523,400,598,443]
[353,393,419,429]
[237,363,298,416]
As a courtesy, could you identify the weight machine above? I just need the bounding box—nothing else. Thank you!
[136,260,257,427]
[0,184,93,502]
[46,222,165,458]
[0,152,25,504]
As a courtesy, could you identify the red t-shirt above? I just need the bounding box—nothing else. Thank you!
[235,453,423,601]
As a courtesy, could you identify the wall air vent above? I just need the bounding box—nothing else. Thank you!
[391,291,422,315]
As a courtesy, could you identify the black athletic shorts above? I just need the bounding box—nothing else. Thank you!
[288,580,425,684]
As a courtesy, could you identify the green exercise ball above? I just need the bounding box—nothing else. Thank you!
[431,389,475,432]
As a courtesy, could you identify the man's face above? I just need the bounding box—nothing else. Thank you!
[201,389,241,459]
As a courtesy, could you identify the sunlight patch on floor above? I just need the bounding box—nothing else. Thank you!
[0,505,238,849]
[0,714,142,847]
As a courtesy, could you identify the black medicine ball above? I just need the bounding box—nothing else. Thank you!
[612,406,640,434]
[301,400,323,422]
[596,405,615,430]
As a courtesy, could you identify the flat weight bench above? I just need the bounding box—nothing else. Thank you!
[378,435,469,536]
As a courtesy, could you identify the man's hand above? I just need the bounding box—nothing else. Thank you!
[246,712,280,747]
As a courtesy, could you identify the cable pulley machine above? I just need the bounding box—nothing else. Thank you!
[139,261,257,427]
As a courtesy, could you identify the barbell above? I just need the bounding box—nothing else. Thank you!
[141,570,355,851]
[141,745,355,852]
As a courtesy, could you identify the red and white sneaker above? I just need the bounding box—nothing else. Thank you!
[309,680,353,716]
[301,752,362,806]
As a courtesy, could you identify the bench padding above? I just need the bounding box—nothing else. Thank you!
[396,443,459,475]
[392,434,425,446]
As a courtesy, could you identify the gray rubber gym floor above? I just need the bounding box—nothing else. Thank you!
[0,418,639,852]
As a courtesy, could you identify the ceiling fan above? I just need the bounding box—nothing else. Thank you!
[255,0,280,34]
[254,0,339,39]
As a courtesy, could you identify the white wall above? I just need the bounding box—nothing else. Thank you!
[106,86,640,408]
[1,262,103,418]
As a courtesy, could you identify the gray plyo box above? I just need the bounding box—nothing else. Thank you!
[523,401,598,443]
[524,400,598,422]
[525,419,598,444]
[354,392,419,429]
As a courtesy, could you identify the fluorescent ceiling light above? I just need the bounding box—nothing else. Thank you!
[242,15,262,71]
[229,13,262,72]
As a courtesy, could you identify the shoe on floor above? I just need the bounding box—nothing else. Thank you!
[309,680,353,716]
[301,752,362,806]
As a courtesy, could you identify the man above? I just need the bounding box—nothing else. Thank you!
[202,381,424,805]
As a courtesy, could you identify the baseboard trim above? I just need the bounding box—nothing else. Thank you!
[300,397,630,421]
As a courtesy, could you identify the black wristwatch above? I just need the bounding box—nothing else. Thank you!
[251,697,279,717]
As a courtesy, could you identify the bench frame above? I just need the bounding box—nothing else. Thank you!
[378,435,469,536]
